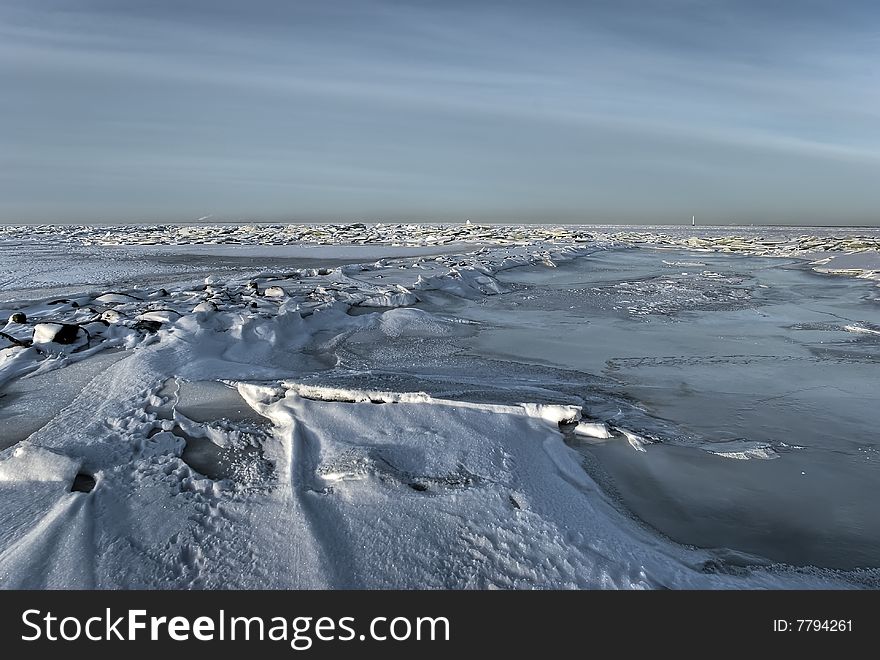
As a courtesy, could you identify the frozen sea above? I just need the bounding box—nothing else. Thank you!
[1,223,879,588]
[472,249,880,569]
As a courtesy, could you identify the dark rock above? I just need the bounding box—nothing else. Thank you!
[9,312,26,323]
[33,323,83,345]
[54,324,81,344]
[71,472,96,493]
[134,320,163,333]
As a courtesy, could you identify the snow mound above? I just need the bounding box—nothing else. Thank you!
[0,444,81,483]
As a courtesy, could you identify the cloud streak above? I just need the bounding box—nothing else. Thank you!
[2,0,879,224]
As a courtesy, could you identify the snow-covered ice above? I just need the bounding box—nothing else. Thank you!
[1,222,879,588]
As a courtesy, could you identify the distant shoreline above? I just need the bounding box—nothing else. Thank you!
[2,221,879,230]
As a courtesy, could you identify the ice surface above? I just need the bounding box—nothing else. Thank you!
[463,247,880,569]
[1,222,879,588]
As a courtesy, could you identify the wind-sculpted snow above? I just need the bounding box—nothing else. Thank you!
[0,222,876,253]
[2,222,876,292]
[1,224,879,588]
[0,222,599,247]
[0,241,600,389]
[0,373,869,589]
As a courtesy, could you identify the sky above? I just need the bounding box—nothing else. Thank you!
[1,0,879,225]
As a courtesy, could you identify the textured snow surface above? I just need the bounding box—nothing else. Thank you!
[1,223,879,589]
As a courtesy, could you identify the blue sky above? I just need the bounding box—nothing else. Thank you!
[2,0,879,224]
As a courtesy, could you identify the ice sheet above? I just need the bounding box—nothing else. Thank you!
[1,222,879,588]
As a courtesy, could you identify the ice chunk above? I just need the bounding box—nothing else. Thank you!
[574,421,613,439]
[0,444,81,483]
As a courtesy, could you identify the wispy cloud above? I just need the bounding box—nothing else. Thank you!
[1,0,879,223]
